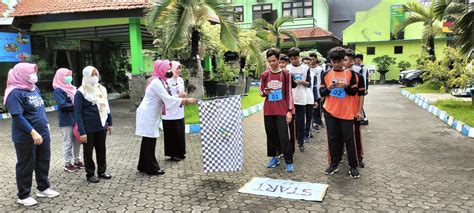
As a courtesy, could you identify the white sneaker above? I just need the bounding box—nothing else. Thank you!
[36,188,59,198]
[17,197,38,206]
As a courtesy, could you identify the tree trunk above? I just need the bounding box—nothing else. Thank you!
[471,89,474,106]
[427,35,436,61]
[379,73,386,84]
[188,28,205,98]
[276,36,281,49]
[236,57,246,94]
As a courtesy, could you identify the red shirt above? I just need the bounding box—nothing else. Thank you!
[260,70,293,116]
[349,72,366,117]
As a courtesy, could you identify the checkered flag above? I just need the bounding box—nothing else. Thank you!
[198,95,243,173]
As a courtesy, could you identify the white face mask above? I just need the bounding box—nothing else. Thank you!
[87,76,99,85]
[28,73,38,84]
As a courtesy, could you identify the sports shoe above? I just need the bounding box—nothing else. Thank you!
[324,165,339,175]
[349,167,360,179]
[359,160,365,168]
[361,119,369,126]
[267,157,280,168]
[74,161,85,169]
[303,136,309,142]
[298,144,305,152]
[320,123,325,128]
[17,197,37,206]
[64,164,78,172]
[286,164,294,173]
[37,188,59,198]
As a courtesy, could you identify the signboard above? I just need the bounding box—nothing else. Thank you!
[238,177,329,202]
[0,32,32,62]
[390,5,406,40]
[442,22,454,33]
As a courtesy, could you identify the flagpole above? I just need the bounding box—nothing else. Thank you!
[199,94,247,101]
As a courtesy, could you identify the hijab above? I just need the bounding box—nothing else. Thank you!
[78,66,110,127]
[52,68,76,102]
[3,63,38,104]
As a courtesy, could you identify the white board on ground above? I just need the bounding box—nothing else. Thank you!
[238,177,329,202]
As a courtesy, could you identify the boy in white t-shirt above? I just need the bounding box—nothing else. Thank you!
[286,47,311,152]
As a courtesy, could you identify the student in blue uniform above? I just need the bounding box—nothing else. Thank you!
[4,63,60,206]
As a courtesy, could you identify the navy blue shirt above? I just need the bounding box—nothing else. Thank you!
[74,91,112,135]
[6,88,50,143]
[53,88,75,127]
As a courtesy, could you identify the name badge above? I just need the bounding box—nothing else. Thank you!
[294,74,303,81]
[269,89,283,102]
[330,88,346,98]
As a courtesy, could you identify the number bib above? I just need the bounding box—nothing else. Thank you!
[294,74,303,81]
[330,88,346,98]
[269,89,283,102]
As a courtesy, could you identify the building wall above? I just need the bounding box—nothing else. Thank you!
[354,39,447,81]
[231,0,329,30]
[328,0,380,39]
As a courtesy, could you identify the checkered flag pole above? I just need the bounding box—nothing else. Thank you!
[198,95,244,173]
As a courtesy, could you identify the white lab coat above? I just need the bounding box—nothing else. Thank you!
[162,77,185,120]
[135,78,182,138]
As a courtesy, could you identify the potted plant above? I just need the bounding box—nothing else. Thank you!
[373,55,396,84]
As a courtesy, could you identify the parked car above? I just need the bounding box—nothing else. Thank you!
[399,70,425,87]
[451,85,473,97]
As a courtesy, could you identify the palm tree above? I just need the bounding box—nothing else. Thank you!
[394,2,442,61]
[146,0,239,97]
[252,17,299,49]
[434,0,473,54]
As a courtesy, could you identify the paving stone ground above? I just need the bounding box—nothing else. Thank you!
[0,85,473,212]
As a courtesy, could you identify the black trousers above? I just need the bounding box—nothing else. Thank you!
[137,137,161,173]
[324,113,358,168]
[295,105,306,145]
[354,118,363,161]
[264,116,293,164]
[288,115,296,148]
[83,130,107,178]
[14,138,51,199]
[313,98,323,125]
[304,104,314,137]
[163,119,186,158]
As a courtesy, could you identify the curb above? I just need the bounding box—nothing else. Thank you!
[401,90,474,138]
[0,93,122,121]
[160,102,264,134]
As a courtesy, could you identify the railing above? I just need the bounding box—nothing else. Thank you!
[238,17,318,29]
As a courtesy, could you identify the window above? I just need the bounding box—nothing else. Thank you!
[419,0,432,5]
[367,47,375,55]
[282,0,313,18]
[252,4,272,20]
[394,46,403,54]
[234,6,244,22]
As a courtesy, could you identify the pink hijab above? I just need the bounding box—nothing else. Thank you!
[52,68,77,102]
[146,59,171,88]
[170,61,181,78]
[3,63,38,104]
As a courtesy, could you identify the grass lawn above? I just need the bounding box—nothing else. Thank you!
[184,87,264,124]
[405,81,445,94]
[433,99,474,127]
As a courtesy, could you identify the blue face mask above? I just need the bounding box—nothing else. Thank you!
[64,76,73,84]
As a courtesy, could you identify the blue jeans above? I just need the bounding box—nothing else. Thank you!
[14,138,51,199]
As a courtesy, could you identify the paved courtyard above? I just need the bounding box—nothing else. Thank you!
[0,85,473,212]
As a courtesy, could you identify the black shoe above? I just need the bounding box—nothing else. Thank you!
[359,160,365,168]
[98,173,112,179]
[298,144,305,152]
[147,169,165,176]
[320,123,325,128]
[361,120,369,125]
[325,165,339,175]
[349,167,360,179]
[87,176,100,183]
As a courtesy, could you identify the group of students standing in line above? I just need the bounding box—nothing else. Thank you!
[260,46,369,178]
[3,59,195,206]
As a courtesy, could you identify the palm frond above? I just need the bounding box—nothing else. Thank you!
[274,16,294,29]
[203,0,240,51]
[403,2,432,20]
[452,9,474,53]
[160,3,193,55]
[145,0,177,31]
[434,0,451,20]
[279,30,299,47]
[444,3,468,18]
[394,15,426,36]
[252,19,273,31]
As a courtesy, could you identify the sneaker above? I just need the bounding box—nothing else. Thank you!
[74,161,85,169]
[278,154,284,159]
[359,160,365,168]
[303,136,309,142]
[87,176,100,183]
[267,157,280,168]
[17,197,37,206]
[320,123,325,128]
[37,188,59,198]
[298,144,305,152]
[348,167,360,179]
[64,164,78,172]
[361,119,369,126]
[286,164,294,173]
[324,165,339,175]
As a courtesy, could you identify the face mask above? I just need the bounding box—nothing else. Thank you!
[28,73,38,84]
[64,76,73,84]
[165,71,173,78]
[87,76,99,85]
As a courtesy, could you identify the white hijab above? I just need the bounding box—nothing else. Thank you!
[78,66,110,127]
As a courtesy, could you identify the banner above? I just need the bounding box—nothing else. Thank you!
[198,96,243,173]
[390,5,405,40]
[0,32,32,62]
[238,177,329,202]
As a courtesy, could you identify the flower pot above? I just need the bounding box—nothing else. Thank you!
[204,80,217,97]
[227,85,237,95]
[216,82,228,96]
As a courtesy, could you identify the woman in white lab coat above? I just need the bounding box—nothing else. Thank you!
[162,61,187,161]
[135,59,195,176]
